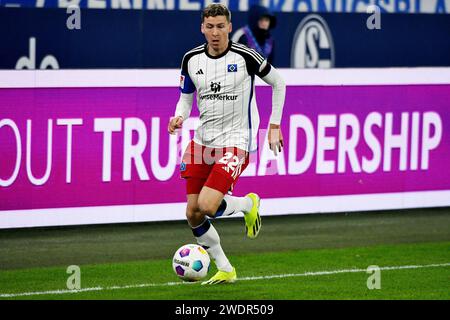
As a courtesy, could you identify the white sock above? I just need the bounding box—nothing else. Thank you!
[192,219,233,272]
[215,194,253,217]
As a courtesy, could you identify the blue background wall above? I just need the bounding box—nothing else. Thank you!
[1,7,449,69]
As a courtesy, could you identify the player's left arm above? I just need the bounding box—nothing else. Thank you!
[260,64,286,156]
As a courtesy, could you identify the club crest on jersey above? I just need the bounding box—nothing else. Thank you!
[227,64,237,72]
[180,75,185,89]
[180,162,186,172]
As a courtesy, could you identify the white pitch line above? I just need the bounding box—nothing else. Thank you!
[1,262,449,298]
[237,263,450,281]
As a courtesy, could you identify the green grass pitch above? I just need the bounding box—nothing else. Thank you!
[0,207,449,300]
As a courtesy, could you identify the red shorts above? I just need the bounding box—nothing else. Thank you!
[180,141,249,195]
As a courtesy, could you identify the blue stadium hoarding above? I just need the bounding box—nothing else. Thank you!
[0,6,449,69]
[1,0,449,14]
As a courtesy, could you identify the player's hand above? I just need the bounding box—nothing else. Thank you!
[268,123,284,156]
[168,116,183,135]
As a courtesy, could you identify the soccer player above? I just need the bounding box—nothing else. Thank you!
[168,3,285,285]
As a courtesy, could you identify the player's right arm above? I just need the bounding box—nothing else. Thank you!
[168,93,194,134]
[168,54,196,135]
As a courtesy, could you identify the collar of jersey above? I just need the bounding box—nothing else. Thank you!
[204,40,232,59]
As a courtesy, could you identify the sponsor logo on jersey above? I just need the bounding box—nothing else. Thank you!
[199,94,238,101]
[196,69,204,75]
[291,14,335,68]
[199,81,237,101]
[227,64,237,72]
[180,162,186,171]
[210,81,221,93]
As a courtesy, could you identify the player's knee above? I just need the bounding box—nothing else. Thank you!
[186,204,206,226]
[186,206,200,220]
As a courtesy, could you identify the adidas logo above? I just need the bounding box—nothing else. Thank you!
[196,69,204,75]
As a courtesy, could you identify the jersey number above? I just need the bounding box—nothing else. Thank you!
[218,152,239,171]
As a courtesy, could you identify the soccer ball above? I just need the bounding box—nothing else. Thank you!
[172,244,211,282]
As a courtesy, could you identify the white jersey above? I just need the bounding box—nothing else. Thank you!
[178,41,272,152]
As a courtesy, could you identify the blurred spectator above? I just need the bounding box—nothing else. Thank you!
[232,5,277,64]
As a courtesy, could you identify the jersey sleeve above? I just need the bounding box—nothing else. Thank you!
[180,55,196,94]
[255,60,272,78]
[243,48,272,78]
[261,67,286,125]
